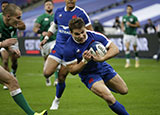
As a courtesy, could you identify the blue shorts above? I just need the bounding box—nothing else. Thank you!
[80,66,117,89]
[49,42,65,63]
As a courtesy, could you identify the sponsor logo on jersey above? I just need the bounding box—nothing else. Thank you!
[44,18,49,21]
[59,14,62,18]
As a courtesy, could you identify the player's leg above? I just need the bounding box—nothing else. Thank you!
[1,48,10,72]
[132,36,139,68]
[50,64,68,110]
[10,43,21,76]
[91,80,129,114]
[123,35,131,68]
[1,49,10,89]
[43,56,59,78]
[105,74,128,95]
[0,66,37,115]
[10,53,19,77]
[53,65,60,86]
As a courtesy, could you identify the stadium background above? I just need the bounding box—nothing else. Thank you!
[0,0,160,115]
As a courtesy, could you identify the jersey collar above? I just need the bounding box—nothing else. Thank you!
[64,6,77,12]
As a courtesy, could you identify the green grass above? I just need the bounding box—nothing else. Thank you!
[0,56,160,115]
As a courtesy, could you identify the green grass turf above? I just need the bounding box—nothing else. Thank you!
[0,56,160,115]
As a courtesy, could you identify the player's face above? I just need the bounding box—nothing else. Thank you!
[71,27,87,44]
[45,1,53,13]
[8,10,22,28]
[126,6,132,14]
[1,3,8,11]
[65,0,77,10]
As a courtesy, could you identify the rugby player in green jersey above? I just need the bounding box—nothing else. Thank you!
[0,1,25,89]
[33,0,59,87]
[0,3,47,115]
[121,5,140,68]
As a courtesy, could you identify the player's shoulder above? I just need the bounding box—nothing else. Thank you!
[75,6,87,13]
[55,7,64,13]
[86,30,106,37]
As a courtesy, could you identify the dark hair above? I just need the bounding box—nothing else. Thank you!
[3,3,21,16]
[69,18,85,32]
[127,4,133,9]
[1,1,9,6]
[44,0,53,4]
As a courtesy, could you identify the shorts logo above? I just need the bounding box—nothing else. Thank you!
[72,15,77,19]
[89,78,94,84]
[52,50,56,54]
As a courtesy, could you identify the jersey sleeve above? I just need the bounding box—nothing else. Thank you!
[79,9,91,27]
[93,32,112,48]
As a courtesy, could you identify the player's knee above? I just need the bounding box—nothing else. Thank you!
[103,93,116,105]
[7,75,19,89]
[119,86,128,95]
[43,69,53,78]
[58,74,66,83]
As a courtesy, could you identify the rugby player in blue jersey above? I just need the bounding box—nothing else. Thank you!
[63,17,129,114]
[40,0,93,110]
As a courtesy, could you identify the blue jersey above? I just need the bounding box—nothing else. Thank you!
[63,30,113,79]
[54,6,91,43]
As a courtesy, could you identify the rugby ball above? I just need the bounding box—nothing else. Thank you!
[89,41,107,57]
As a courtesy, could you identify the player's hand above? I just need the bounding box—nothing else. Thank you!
[1,38,17,48]
[91,51,105,62]
[8,47,21,58]
[126,22,131,26]
[39,39,47,49]
[82,50,92,62]
[42,32,48,36]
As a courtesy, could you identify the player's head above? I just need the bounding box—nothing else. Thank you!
[44,0,54,14]
[65,0,77,11]
[69,17,87,43]
[126,5,133,15]
[3,3,22,28]
[1,1,9,11]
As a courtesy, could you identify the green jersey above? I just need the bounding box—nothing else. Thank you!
[35,13,57,42]
[0,13,17,42]
[122,14,138,35]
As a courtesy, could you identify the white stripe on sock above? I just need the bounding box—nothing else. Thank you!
[10,88,22,96]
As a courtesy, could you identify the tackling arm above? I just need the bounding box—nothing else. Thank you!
[66,50,92,75]
[92,42,119,62]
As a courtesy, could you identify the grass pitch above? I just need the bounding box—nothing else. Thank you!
[0,56,160,115]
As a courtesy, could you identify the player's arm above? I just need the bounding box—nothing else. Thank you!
[33,23,41,34]
[39,22,56,48]
[127,21,140,28]
[92,42,119,62]
[86,24,93,31]
[121,21,125,32]
[0,38,17,48]
[66,50,92,75]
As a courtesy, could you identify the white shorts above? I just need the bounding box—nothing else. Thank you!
[41,40,56,56]
[123,34,137,46]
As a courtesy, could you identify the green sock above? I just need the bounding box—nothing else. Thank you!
[54,69,58,80]
[134,51,139,57]
[12,93,35,115]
